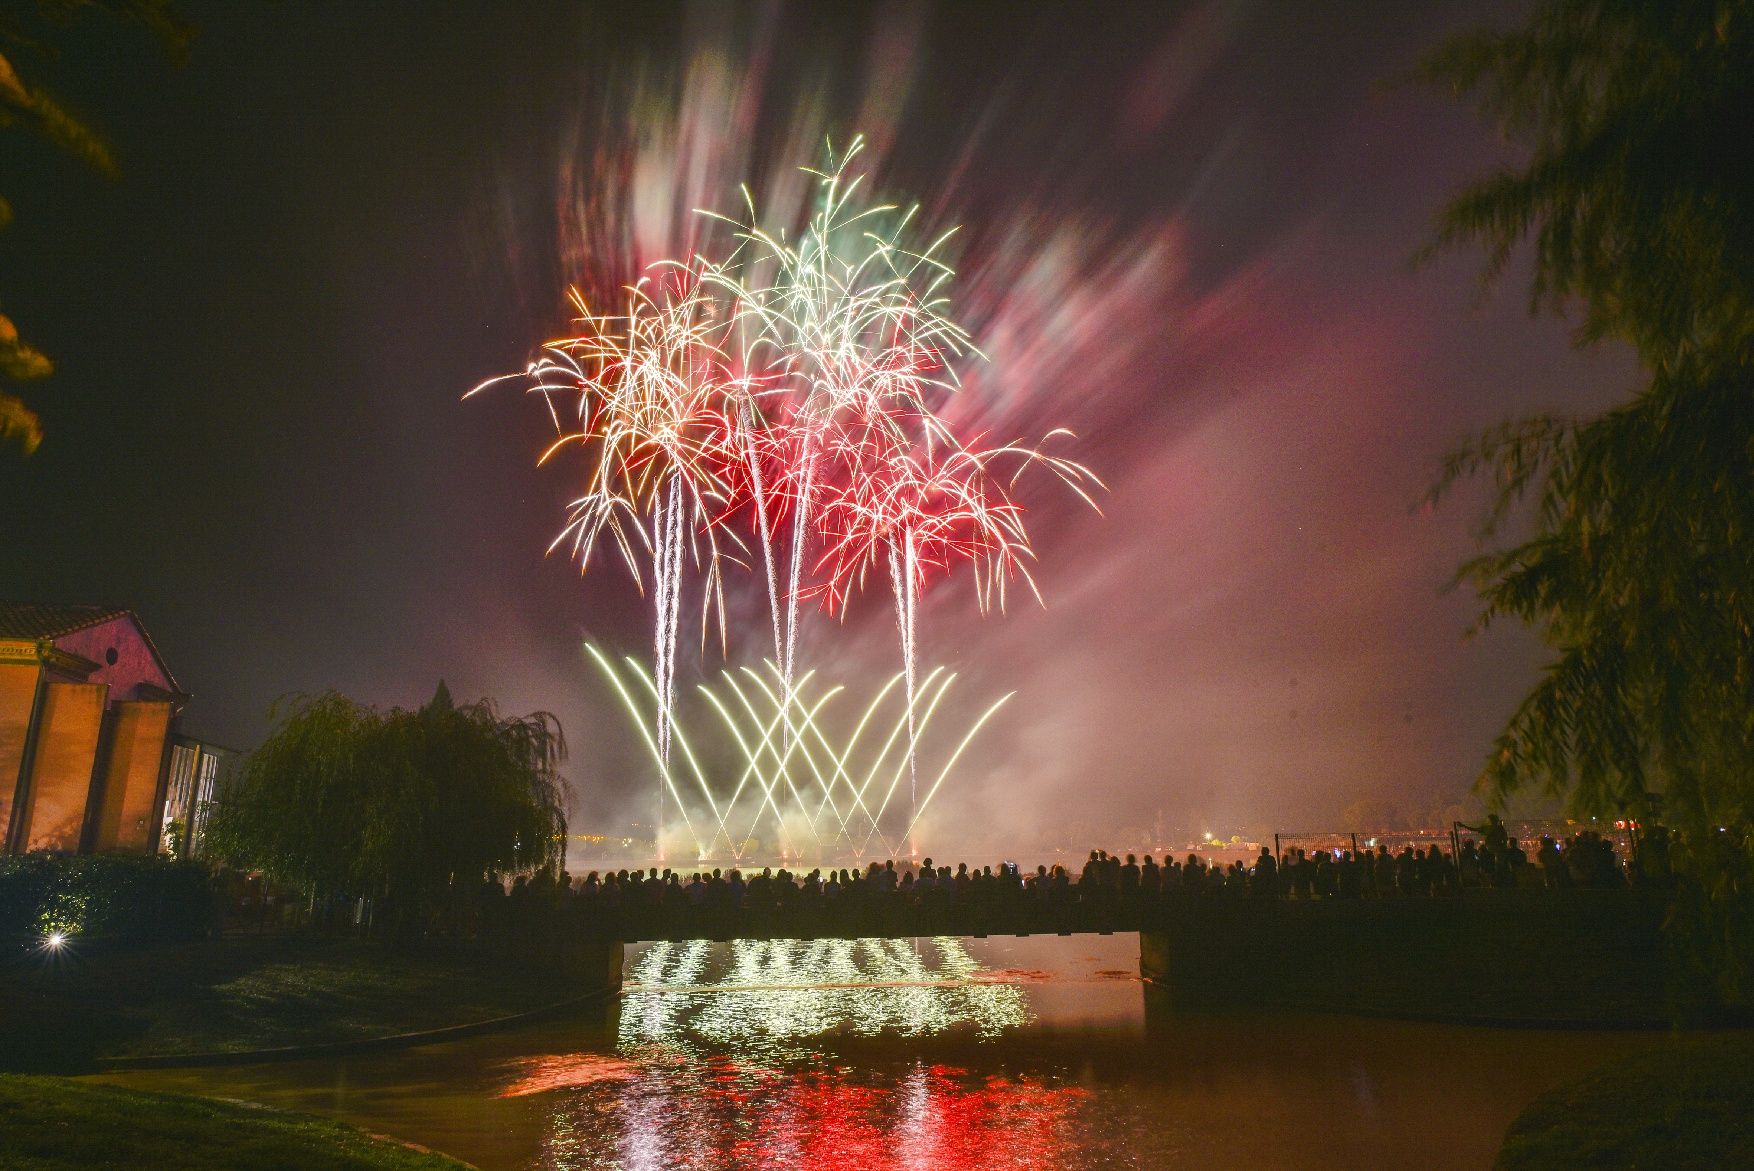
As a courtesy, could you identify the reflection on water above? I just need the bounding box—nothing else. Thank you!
[616,938,1031,1055]
[86,935,1660,1170]
[539,1059,1091,1171]
[511,939,1055,1169]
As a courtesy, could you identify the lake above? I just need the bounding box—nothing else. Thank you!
[91,934,1654,1169]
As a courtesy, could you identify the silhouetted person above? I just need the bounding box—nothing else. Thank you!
[1251,847,1277,899]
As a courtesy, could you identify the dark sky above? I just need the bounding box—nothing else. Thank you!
[1,1,1637,849]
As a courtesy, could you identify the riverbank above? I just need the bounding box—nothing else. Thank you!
[1140,889,1694,1027]
[82,935,1669,1169]
[0,933,608,1073]
[1496,1030,1754,1169]
[0,1075,471,1170]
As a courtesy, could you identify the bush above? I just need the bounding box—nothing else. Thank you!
[0,854,214,945]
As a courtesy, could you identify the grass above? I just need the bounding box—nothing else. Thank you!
[0,932,586,1073]
[0,1075,471,1170]
[1497,1031,1754,1169]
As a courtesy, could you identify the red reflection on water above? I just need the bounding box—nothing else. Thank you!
[498,1053,642,1098]
[877,1067,1090,1171]
[538,1054,1091,1170]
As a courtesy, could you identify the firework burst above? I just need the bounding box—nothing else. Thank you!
[471,269,745,845]
[700,137,973,699]
[806,412,1100,841]
[474,137,1101,855]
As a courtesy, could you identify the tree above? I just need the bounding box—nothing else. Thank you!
[0,1,190,454]
[1420,0,1754,364]
[204,685,569,937]
[1424,0,1754,1003]
[1424,0,1754,830]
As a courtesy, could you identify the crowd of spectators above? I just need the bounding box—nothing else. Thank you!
[473,819,1654,940]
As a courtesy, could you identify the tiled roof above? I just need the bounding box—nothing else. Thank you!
[0,603,133,640]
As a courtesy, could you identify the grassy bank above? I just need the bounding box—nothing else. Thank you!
[1497,1031,1754,1169]
[0,1075,470,1170]
[0,933,587,1072]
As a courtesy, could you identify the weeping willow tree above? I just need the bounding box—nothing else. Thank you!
[204,684,568,937]
[1424,0,1754,1002]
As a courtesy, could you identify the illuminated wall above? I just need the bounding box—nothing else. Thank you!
[94,701,175,852]
[21,681,108,852]
[0,661,39,839]
[55,616,174,696]
[2,609,188,856]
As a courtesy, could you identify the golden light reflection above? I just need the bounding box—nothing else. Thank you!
[619,937,1031,1056]
[499,1054,642,1098]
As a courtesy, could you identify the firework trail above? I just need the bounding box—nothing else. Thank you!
[470,271,740,850]
[810,416,1101,843]
[587,645,1008,860]
[700,137,972,730]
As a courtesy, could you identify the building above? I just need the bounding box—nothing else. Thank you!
[160,734,240,859]
[1,603,194,855]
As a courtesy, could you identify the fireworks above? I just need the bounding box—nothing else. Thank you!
[807,418,1100,842]
[587,645,1011,860]
[700,138,974,772]
[468,271,740,795]
[474,140,1099,855]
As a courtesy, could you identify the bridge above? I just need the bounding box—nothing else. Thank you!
[510,881,1669,1024]
[596,901,1143,943]
[519,870,1232,944]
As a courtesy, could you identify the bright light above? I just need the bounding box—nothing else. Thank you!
[619,937,1031,1051]
[44,932,66,950]
[588,646,1010,859]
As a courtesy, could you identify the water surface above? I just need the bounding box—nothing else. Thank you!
[92,935,1653,1169]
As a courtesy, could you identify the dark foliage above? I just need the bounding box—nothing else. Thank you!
[203,685,568,937]
[0,853,213,944]
[1424,0,1754,1003]
[0,0,190,453]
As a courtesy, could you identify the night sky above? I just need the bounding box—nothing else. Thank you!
[1,1,1638,848]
